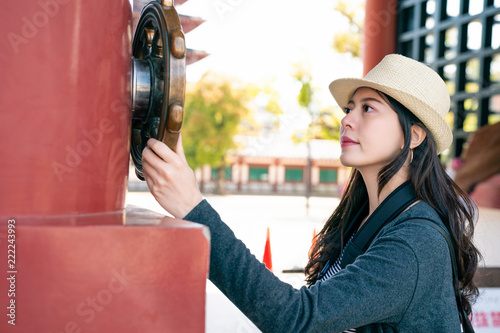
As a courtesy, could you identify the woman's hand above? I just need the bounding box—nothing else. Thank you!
[142,134,203,219]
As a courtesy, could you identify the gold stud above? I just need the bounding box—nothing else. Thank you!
[167,103,183,133]
[170,29,185,59]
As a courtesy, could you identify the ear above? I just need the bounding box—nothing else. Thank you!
[409,125,427,149]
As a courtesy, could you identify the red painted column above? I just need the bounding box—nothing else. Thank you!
[0,1,210,332]
[0,0,131,217]
[363,0,398,75]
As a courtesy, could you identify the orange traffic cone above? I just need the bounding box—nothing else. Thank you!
[262,227,273,271]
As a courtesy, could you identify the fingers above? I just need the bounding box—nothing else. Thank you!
[140,137,203,219]
[141,157,159,183]
[146,136,188,164]
[141,137,187,190]
[142,143,164,175]
[147,138,175,162]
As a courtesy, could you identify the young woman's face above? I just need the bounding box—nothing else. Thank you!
[339,87,404,171]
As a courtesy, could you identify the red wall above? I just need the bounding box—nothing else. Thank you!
[0,0,132,218]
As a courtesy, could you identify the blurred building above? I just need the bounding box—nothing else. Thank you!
[196,139,349,196]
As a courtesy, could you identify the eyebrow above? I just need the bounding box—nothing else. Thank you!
[347,96,385,105]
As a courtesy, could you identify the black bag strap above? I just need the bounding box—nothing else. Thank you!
[408,218,474,333]
[340,181,417,269]
[336,180,474,332]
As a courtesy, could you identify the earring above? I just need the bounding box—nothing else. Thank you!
[410,149,414,164]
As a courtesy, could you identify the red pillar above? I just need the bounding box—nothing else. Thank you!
[273,158,279,193]
[363,0,398,75]
[0,1,209,331]
[238,156,244,192]
[1,0,131,216]
[0,209,209,332]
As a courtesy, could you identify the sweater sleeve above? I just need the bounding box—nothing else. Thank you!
[184,199,422,332]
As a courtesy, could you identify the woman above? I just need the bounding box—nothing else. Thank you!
[142,54,480,332]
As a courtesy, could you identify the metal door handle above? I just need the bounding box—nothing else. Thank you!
[131,0,186,180]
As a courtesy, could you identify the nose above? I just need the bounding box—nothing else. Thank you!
[341,110,356,130]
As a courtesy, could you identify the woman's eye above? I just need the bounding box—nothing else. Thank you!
[363,105,374,112]
[344,107,352,114]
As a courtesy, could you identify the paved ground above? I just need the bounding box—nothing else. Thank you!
[126,191,340,332]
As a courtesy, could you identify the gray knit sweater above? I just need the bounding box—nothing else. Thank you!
[184,200,461,332]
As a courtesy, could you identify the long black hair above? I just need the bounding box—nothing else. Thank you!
[305,91,481,315]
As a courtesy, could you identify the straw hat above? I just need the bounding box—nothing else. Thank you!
[329,54,453,154]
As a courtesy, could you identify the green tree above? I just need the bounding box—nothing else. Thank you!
[308,107,342,141]
[238,79,284,136]
[293,65,314,116]
[290,0,361,143]
[332,0,365,58]
[183,71,252,193]
[292,65,343,210]
[292,65,342,143]
[292,66,317,212]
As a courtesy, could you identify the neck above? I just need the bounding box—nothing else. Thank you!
[358,168,409,227]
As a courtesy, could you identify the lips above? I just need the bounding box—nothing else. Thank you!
[340,136,359,147]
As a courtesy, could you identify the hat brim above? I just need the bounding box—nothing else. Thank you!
[329,78,453,154]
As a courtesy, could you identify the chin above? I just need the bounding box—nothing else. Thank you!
[339,155,357,168]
